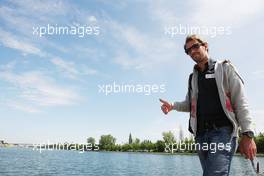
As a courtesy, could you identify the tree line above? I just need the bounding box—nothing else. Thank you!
[86,132,264,154]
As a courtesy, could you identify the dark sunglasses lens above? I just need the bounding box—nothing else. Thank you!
[185,43,201,54]
[193,43,201,49]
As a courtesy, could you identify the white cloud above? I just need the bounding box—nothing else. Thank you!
[147,0,264,37]
[7,0,70,16]
[0,0,82,57]
[7,101,40,113]
[147,1,183,26]
[0,70,82,110]
[105,20,179,71]
[51,57,98,79]
[0,61,17,71]
[88,16,97,23]
[0,4,73,54]
[97,0,128,10]
[81,66,98,75]
[0,6,34,36]
[189,0,264,26]
[51,57,79,79]
[0,1,70,40]
[0,28,43,56]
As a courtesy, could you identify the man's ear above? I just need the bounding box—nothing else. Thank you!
[203,42,208,51]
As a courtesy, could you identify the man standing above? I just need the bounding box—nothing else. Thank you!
[160,35,257,176]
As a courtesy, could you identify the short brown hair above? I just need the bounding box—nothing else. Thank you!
[184,34,208,51]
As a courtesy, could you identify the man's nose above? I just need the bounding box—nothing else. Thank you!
[190,48,196,55]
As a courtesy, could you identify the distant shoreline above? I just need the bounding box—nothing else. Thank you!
[97,150,264,157]
[2,146,264,157]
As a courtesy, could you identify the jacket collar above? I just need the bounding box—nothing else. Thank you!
[193,57,216,72]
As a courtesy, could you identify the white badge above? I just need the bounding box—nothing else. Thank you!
[205,74,215,79]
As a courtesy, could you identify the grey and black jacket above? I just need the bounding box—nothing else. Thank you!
[173,59,254,137]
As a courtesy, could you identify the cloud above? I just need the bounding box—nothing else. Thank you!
[96,0,128,10]
[147,1,184,26]
[0,4,73,54]
[0,28,43,56]
[6,101,40,113]
[6,0,70,16]
[0,70,82,111]
[188,0,264,26]
[104,20,179,71]
[0,0,99,33]
[0,0,88,56]
[0,61,17,71]
[51,57,79,79]
[0,1,71,40]
[81,66,98,75]
[148,0,264,27]
[51,57,98,79]
[88,16,97,23]
[0,6,34,36]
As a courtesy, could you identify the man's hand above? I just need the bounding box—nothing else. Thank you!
[239,135,257,160]
[159,99,173,115]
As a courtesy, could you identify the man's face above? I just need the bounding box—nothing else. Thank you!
[185,40,208,64]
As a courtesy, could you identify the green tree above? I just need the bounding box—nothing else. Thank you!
[131,138,141,151]
[134,138,140,144]
[99,134,116,151]
[155,140,165,152]
[255,133,264,153]
[140,140,154,152]
[87,137,96,150]
[87,137,95,145]
[122,143,133,151]
[162,131,176,144]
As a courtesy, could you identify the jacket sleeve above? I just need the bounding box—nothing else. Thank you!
[172,92,190,112]
[225,63,254,133]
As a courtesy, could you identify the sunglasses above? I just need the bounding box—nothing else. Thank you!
[185,43,204,54]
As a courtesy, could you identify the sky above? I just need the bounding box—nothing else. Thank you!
[0,0,264,144]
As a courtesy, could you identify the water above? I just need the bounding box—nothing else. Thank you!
[0,147,263,176]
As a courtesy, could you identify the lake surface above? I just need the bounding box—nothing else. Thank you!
[0,147,263,176]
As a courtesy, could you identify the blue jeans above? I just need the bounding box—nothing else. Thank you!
[195,126,238,176]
